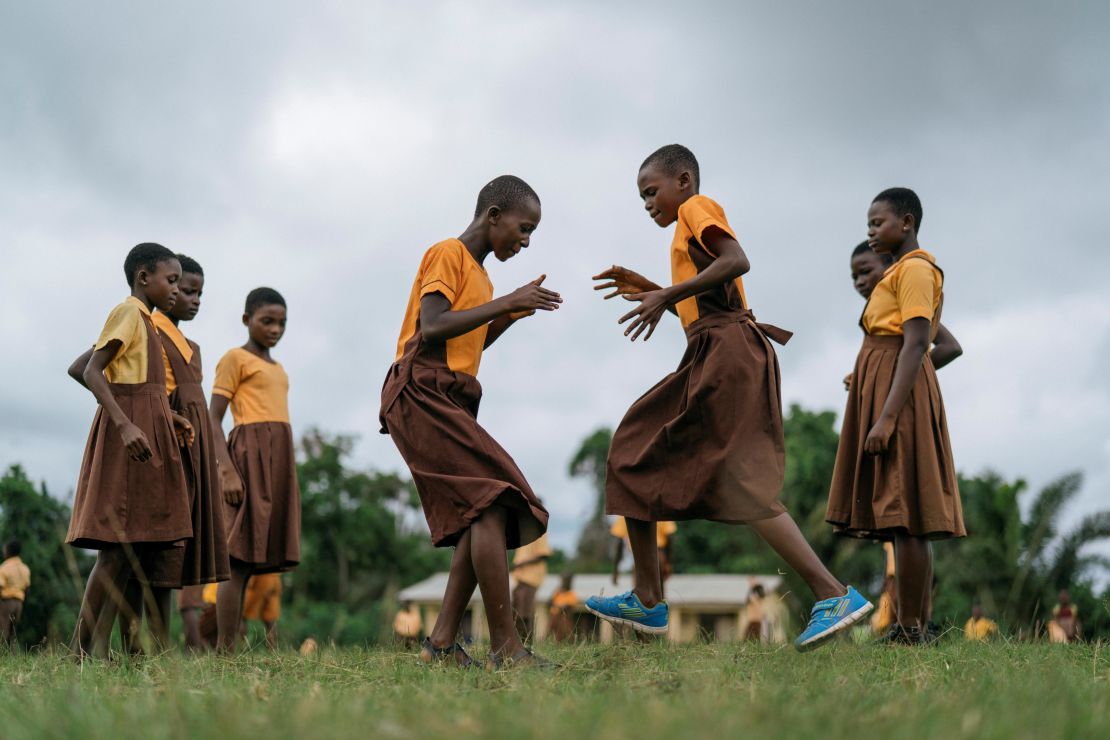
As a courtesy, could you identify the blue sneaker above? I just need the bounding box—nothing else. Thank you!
[584,591,669,635]
[794,586,873,651]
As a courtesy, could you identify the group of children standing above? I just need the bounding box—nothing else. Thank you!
[381,144,964,666]
[67,245,299,657]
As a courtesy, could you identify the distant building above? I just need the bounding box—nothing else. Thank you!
[399,573,785,643]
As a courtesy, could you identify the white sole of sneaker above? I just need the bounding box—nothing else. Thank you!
[795,601,875,651]
[584,604,669,635]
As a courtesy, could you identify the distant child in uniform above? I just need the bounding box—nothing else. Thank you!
[211,288,301,651]
[241,572,282,649]
[586,145,872,650]
[510,532,551,642]
[610,516,677,592]
[380,175,560,668]
[549,572,578,643]
[0,540,31,646]
[964,605,999,641]
[65,243,194,658]
[826,188,965,645]
[393,601,423,648]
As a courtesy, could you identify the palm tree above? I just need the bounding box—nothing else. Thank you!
[568,427,614,569]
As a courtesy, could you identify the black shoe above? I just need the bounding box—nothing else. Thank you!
[878,624,925,646]
[419,637,480,668]
[486,647,560,671]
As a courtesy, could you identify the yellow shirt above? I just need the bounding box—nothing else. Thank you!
[393,607,422,637]
[862,249,943,336]
[512,533,552,588]
[394,238,494,377]
[964,617,999,641]
[212,348,290,425]
[150,311,195,395]
[610,517,678,549]
[0,556,30,601]
[670,195,749,328]
[94,296,153,384]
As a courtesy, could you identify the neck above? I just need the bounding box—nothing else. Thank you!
[457,218,493,266]
[893,233,921,261]
[243,339,273,360]
[130,287,155,311]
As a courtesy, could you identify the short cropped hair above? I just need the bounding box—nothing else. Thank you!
[124,243,177,286]
[473,175,540,218]
[176,254,204,277]
[852,240,894,266]
[640,144,700,188]
[872,187,923,234]
[245,287,286,316]
[4,540,21,557]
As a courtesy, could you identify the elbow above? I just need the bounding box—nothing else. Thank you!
[730,252,750,278]
[81,365,98,387]
[421,321,445,343]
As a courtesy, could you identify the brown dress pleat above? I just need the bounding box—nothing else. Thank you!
[605,309,792,523]
[160,335,230,584]
[223,421,301,573]
[67,313,193,568]
[380,330,549,549]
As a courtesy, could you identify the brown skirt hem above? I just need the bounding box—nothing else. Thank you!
[826,509,967,541]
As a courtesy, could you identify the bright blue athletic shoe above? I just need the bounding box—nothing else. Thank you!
[794,586,873,651]
[585,591,669,635]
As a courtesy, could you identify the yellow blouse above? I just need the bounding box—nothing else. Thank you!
[212,347,290,426]
[94,296,153,384]
[670,195,749,328]
[150,311,195,395]
[861,249,943,336]
[511,533,552,588]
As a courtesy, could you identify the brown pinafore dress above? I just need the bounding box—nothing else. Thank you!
[67,311,193,571]
[380,329,549,549]
[605,236,794,524]
[160,333,231,585]
[825,256,965,540]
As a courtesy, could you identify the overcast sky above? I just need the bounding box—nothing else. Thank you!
[2,1,1108,554]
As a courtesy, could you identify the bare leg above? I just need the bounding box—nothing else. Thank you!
[216,559,253,652]
[146,587,172,651]
[118,579,143,655]
[181,609,204,652]
[427,529,478,649]
[469,505,524,658]
[627,518,663,607]
[749,513,845,600]
[73,547,133,658]
[264,619,278,650]
[512,583,537,643]
[894,533,931,631]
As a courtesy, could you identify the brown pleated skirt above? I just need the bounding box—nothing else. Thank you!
[826,335,965,540]
[606,311,790,523]
[380,336,549,549]
[67,384,193,549]
[172,383,231,585]
[223,421,301,573]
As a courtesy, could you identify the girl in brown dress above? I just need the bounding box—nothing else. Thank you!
[65,243,194,658]
[587,145,871,650]
[210,288,300,651]
[827,189,965,645]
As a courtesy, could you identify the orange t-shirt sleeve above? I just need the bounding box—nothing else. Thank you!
[896,259,941,323]
[419,242,464,304]
[211,351,242,399]
[681,197,737,257]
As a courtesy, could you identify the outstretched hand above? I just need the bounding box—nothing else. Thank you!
[618,289,672,342]
[592,265,659,299]
[506,274,562,316]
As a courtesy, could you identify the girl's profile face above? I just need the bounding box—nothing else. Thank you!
[637,164,690,228]
[142,259,182,312]
[244,303,287,348]
[867,200,910,254]
[170,272,204,321]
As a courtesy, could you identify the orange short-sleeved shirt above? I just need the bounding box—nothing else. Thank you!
[212,347,290,426]
[610,517,678,549]
[150,311,195,395]
[862,250,943,336]
[94,297,154,384]
[394,238,494,377]
[671,195,749,328]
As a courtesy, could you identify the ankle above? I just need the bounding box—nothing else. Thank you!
[633,588,661,608]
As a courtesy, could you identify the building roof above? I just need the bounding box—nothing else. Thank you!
[399,573,782,608]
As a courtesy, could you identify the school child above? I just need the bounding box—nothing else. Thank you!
[826,188,965,645]
[177,586,208,651]
[210,288,300,651]
[548,572,578,643]
[510,532,551,642]
[241,572,282,649]
[963,605,999,641]
[379,175,560,668]
[0,540,31,646]
[393,601,423,648]
[586,145,872,650]
[65,243,194,658]
[743,583,766,642]
[610,517,677,592]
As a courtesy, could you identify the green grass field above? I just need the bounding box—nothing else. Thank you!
[1,639,1107,739]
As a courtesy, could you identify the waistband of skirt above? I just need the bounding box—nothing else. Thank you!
[862,334,904,349]
[108,382,169,396]
[684,309,792,345]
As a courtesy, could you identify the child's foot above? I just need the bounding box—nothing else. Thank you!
[584,591,669,635]
[486,647,559,671]
[419,637,480,668]
[794,586,873,651]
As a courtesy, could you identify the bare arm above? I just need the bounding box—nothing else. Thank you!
[864,317,931,454]
[483,276,553,349]
[82,342,153,462]
[209,394,244,505]
[618,227,749,341]
[68,348,95,388]
[421,276,561,344]
[930,322,962,370]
